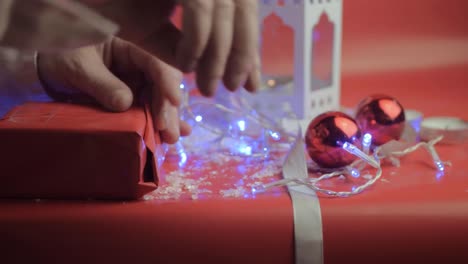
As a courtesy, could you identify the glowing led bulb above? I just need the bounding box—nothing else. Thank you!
[342,142,380,168]
[237,120,246,131]
[435,161,445,171]
[349,168,360,178]
[426,144,445,172]
[362,133,372,154]
[269,131,280,140]
[251,184,266,194]
[238,145,252,156]
[178,151,187,167]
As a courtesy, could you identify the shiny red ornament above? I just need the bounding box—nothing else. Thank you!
[355,94,405,146]
[305,111,362,168]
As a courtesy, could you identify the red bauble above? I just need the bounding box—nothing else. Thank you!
[305,111,362,168]
[355,94,405,146]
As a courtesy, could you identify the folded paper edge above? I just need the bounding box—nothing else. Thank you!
[139,103,165,195]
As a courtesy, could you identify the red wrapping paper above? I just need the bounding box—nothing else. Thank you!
[0,102,162,199]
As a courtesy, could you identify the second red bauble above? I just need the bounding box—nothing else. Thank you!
[355,94,406,146]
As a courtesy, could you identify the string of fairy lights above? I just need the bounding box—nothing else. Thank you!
[177,83,449,197]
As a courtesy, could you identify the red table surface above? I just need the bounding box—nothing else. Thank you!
[2,0,468,263]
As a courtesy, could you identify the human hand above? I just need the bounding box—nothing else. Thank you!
[37,37,191,144]
[81,0,261,96]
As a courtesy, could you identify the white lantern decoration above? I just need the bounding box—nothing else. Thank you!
[247,0,343,129]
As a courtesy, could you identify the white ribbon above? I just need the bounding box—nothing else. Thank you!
[283,136,323,264]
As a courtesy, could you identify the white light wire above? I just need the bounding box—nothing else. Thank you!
[178,84,448,197]
[253,136,448,197]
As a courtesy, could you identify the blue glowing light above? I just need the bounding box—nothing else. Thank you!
[179,83,185,89]
[350,169,360,178]
[178,151,188,167]
[341,142,351,150]
[362,133,372,154]
[270,131,280,140]
[237,120,246,131]
[238,145,252,155]
[435,161,445,172]
[251,184,265,194]
[342,141,380,168]
[235,179,245,186]
[436,170,445,181]
[195,115,203,122]
[363,133,372,144]
[251,186,258,194]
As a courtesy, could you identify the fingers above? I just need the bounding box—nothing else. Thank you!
[38,37,189,144]
[137,0,260,96]
[152,95,168,131]
[223,0,260,92]
[151,88,192,143]
[146,57,183,108]
[80,68,133,112]
[180,0,260,94]
[158,104,192,144]
[65,47,134,112]
[158,102,180,144]
[113,38,183,107]
[111,38,190,144]
[243,53,261,93]
[177,0,214,72]
[179,120,192,137]
[196,0,235,96]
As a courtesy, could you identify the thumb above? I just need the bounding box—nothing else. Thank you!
[71,54,133,112]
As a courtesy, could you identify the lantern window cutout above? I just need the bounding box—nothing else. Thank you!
[311,12,334,92]
[260,12,295,95]
[250,0,342,129]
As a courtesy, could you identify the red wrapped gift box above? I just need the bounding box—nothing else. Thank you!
[0,102,163,199]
